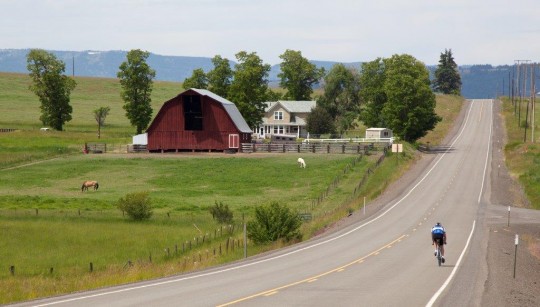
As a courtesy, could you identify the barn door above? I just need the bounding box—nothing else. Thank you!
[228,134,239,148]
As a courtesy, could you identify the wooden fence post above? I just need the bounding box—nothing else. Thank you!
[89,262,93,272]
[9,265,15,276]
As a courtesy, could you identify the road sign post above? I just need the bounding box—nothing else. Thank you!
[392,144,403,165]
[513,234,519,278]
[507,206,511,227]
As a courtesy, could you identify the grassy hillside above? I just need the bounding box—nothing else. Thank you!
[0,72,466,303]
[500,97,540,209]
[0,72,181,132]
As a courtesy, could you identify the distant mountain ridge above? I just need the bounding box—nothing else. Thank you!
[0,49,510,99]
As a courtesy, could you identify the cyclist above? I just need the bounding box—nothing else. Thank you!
[431,222,446,263]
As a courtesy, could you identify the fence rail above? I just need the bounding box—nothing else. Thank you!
[81,142,390,155]
[241,142,390,154]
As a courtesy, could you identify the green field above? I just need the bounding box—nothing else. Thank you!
[0,152,380,302]
[0,72,466,303]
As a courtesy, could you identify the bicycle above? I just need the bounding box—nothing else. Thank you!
[435,243,443,266]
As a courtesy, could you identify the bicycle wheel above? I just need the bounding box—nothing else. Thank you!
[437,246,442,266]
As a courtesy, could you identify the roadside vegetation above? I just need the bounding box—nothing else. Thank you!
[0,72,463,303]
[500,97,540,209]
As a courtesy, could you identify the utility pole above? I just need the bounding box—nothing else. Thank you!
[531,63,536,143]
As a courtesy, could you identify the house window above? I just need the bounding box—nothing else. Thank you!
[273,125,284,134]
[184,95,203,130]
[274,111,283,120]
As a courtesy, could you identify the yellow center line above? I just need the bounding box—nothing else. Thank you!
[264,291,278,296]
[216,234,407,307]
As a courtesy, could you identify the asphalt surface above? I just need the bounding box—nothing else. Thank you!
[12,99,540,307]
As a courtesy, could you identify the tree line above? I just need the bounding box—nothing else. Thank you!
[26,48,461,143]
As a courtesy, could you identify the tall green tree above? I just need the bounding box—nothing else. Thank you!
[26,49,76,131]
[317,64,361,134]
[359,58,387,127]
[306,105,335,135]
[93,106,110,139]
[183,68,208,90]
[433,49,462,95]
[207,55,233,98]
[278,49,324,100]
[228,51,271,129]
[382,54,441,142]
[117,49,155,134]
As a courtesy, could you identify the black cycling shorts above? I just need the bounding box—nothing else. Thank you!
[432,233,444,246]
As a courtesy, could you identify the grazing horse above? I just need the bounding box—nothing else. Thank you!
[81,181,99,192]
[297,157,306,168]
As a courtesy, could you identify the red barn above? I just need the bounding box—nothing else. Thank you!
[147,89,252,152]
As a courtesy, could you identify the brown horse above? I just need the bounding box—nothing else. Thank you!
[81,181,99,192]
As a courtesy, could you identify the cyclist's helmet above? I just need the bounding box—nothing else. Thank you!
[436,222,441,226]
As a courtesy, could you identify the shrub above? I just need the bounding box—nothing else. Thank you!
[117,191,153,221]
[209,201,233,224]
[247,202,302,244]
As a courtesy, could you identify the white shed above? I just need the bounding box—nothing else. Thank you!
[132,133,148,145]
[365,128,393,139]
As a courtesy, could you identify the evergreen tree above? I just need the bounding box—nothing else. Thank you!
[433,49,462,95]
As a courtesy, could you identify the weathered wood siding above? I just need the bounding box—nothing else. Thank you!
[147,91,251,152]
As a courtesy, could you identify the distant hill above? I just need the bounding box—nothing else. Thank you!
[0,49,510,99]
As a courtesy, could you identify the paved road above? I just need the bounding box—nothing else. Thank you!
[16,99,495,307]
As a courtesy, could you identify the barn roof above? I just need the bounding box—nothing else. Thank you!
[189,89,252,133]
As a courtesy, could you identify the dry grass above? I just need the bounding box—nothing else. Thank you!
[500,97,540,209]
[418,94,464,146]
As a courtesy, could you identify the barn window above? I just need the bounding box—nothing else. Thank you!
[184,95,203,130]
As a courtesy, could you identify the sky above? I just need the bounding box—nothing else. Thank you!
[1,0,539,66]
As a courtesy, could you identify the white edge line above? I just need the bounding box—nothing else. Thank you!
[35,102,478,307]
[427,99,491,306]
[426,220,476,307]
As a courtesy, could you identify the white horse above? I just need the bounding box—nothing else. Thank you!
[297,157,306,168]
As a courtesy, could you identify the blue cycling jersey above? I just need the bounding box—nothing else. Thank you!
[431,225,445,234]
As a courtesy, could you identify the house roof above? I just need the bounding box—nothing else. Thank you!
[189,89,252,133]
[265,100,316,113]
[366,128,390,131]
[261,116,307,126]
